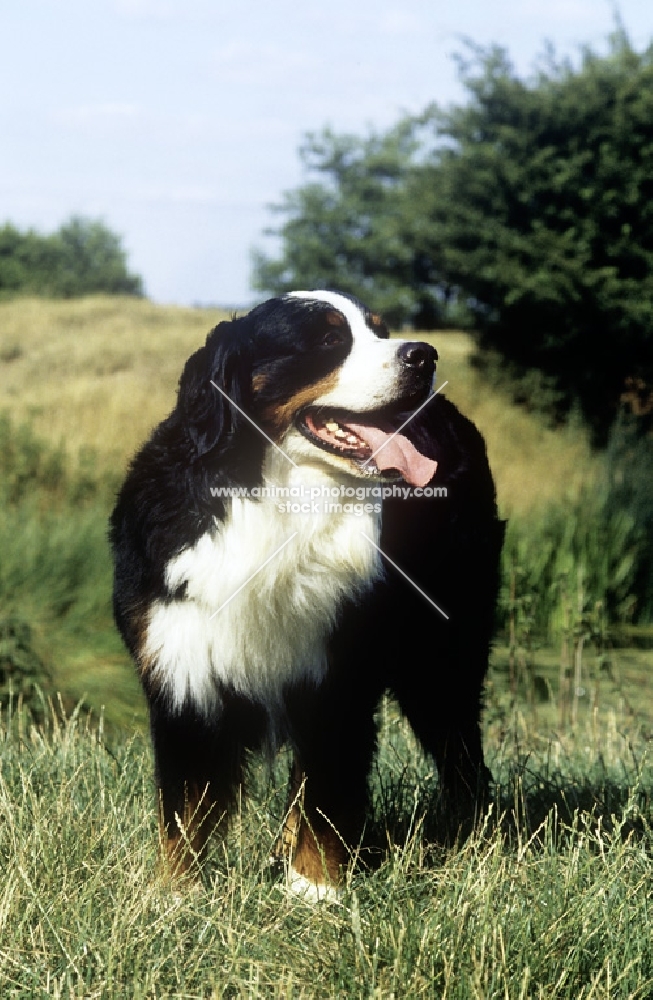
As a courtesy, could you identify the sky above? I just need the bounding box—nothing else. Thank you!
[2,1,652,308]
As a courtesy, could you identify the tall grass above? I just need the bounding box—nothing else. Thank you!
[0,697,652,998]
[501,487,641,638]
[605,415,653,621]
[0,414,145,729]
[0,413,114,622]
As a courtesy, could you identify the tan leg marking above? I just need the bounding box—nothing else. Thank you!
[275,762,348,892]
[160,782,225,878]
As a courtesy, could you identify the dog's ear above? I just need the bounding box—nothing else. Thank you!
[178,319,253,457]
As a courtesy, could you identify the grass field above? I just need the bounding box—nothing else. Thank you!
[1,696,652,997]
[1,296,652,997]
[0,296,599,515]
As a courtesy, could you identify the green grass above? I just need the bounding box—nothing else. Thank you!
[1,696,652,998]
[1,296,652,995]
[0,413,146,730]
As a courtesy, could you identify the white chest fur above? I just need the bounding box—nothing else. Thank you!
[143,468,382,714]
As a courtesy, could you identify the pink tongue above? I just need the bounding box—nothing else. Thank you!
[346,423,438,488]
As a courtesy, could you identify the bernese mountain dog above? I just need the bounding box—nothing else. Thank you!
[110,290,504,899]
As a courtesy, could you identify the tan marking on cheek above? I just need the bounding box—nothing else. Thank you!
[252,373,267,393]
[264,369,340,435]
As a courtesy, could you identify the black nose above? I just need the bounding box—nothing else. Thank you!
[398,341,437,371]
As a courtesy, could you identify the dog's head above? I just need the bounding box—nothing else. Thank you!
[178,290,438,485]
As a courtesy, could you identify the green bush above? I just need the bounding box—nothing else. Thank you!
[0,216,143,299]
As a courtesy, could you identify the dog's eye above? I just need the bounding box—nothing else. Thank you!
[322,330,345,348]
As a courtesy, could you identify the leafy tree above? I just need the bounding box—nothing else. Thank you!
[253,124,445,328]
[0,216,143,298]
[53,216,143,296]
[419,33,653,441]
[254,28,653,441]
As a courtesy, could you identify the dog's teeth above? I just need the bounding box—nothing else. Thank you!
[318,417,366,449]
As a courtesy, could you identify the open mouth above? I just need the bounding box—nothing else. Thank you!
[301,410,383,474]
[298,409,438,488]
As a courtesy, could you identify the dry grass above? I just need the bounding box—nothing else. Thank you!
[0,298,599,514]
[0,296,229,470]
[1,697,652,998]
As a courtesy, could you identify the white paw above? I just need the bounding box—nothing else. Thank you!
[287,866,341,903]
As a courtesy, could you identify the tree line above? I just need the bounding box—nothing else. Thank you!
[0,216,143,299]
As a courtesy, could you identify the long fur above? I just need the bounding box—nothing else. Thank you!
[110,290,504,895]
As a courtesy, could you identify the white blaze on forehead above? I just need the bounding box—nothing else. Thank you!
[287,290,376,338]
[287,290,405,410]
